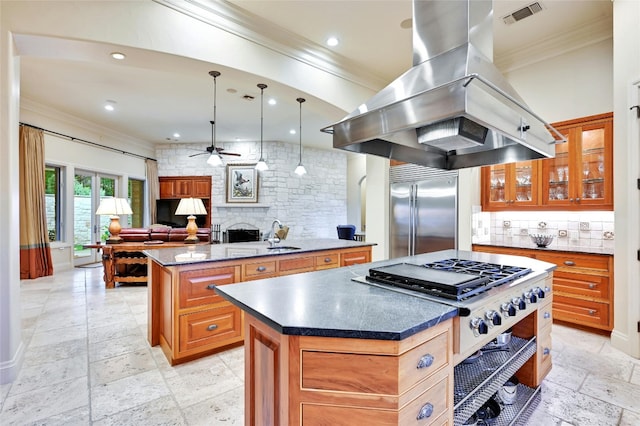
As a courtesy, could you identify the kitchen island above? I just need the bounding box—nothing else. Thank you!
[144,239,374,365]
[214,249,556,426]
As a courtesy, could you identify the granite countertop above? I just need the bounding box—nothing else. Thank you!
[474,238,614,256]
[143,238,376,267]
[214,249,555,341]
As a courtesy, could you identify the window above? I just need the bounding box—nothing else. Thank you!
[45,165,63,242]
[128,178,145,228]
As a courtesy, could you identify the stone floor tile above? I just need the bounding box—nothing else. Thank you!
[0,376,89,425]
[580,374,640,414]
[88,333,150,363]
[90,370,171,421]
[182,385,244,426]
[544,361,588,391]
[164,361,243,408]
[92,395,186,426]
[619,409,640,426]
[90,347,157,386]
[22,337,88,367]
[553,345,633,382]
[9,353,87,396]
[28,324,87,348]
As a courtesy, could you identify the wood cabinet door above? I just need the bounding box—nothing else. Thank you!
[159,179,176,199]
[192,177,212,198]
[482,161,539,210]
[541,113,613,210]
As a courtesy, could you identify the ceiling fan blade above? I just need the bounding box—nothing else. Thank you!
[220,152,242,157]
[188,152,208,158]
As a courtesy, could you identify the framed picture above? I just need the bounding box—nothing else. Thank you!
[226,163,258,203]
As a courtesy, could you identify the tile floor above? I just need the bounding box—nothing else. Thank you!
[1,266,639,425]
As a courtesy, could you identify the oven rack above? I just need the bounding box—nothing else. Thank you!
[453,336,537,425]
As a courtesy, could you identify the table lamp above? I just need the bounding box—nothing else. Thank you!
[175,197,207,243]
[95,197,133,244]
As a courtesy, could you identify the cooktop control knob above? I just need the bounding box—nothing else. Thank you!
[523,290,537,304]
[513,297,526,310]
[485,310,502,327]
[534,287,546,298]
[501,302,517,317]
[470,318,489,337]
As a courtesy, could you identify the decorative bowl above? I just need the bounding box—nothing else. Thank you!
[530,234,554,248]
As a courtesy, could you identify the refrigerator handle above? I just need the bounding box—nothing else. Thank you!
[410,184,416,256]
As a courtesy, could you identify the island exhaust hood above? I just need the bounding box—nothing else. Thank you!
[321,0,564,170]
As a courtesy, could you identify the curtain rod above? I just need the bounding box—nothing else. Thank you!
[19,122,157,162]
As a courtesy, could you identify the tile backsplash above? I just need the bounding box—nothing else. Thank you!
[472,209,615,251]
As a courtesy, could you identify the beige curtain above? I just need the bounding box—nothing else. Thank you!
[19,125,53,279]
[146,159,159,224]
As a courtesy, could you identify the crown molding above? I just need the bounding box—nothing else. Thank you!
[495,17,612,73]
[153,0,389,91]
[20,97,156,156]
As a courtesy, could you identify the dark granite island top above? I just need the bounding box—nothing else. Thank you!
[143,238,375,266]
[213,248,554,341]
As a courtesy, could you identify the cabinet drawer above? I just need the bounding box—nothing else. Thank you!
[179,266,239,309]
[301,329,449,395]
[278,256,315,275]
[537,300,553,330]
[301,374,449,426]
[553,295,610,329]
[315,252,339,269]
[554,272,609,299]
[178,305,242,352]
[340,250,371,267]
[537,324,552,384]
[535,252,609,272]
[243,260,277,280]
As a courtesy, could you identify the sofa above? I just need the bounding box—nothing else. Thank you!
[118,226,212,243]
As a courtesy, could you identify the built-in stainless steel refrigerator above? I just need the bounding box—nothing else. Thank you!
[390,166,458,258]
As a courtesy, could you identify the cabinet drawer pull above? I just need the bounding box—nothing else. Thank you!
[324,257,332,263]
[416,354,434,369]
[588,283,596,289]
[544,312,551,319]
[206,284,216,290]
[543,347,550,356]
[256,266,266,272]
[564,260,576,266]
[416,402,434,420]
[588,309,597,316]
[207,324,218,331]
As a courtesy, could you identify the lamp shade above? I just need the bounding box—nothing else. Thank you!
[95,197,133,215]
[174,197,207,216]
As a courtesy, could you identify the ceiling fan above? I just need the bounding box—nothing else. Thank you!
[189,71,241,163]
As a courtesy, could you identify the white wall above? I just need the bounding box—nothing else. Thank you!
[156,141,347,239]
[504,39,613,123]
[347,154,366,231]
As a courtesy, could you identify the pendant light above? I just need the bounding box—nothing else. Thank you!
[255,83,269,171]
[207,70,223,167]
[294,97,307,176]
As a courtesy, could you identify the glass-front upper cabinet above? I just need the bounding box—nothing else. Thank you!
[541,113,613,210]
[482,160,539,210]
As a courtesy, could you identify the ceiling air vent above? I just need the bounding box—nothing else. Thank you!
[502,2,544,25]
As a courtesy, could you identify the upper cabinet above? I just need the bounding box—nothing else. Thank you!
[481,112,613,211]
[159,176,212,199]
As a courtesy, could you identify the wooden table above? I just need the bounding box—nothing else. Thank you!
[84,241,208,288]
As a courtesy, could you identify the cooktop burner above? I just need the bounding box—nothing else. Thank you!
[365,258,532,301]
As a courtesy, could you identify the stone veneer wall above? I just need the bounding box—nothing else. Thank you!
[472,209,615,251]
[156,141,347,239]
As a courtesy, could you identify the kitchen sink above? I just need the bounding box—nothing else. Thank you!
[266,246,300,251]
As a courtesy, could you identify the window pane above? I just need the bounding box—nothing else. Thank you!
[128,179,145,228]
[45,166,62,241]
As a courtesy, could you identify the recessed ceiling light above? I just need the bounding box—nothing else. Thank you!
[110,52,126,60]
[290,129,296,135]
[104,100,116,111]
[400,18,412,29]
[268,98,277,106]
[326,37,339,47]
[227,88,237,94]
[173,133,181,138]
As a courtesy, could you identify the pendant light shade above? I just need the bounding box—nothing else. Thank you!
[294,97,307,176]
[208,70,223,167]
[255,83,269,171]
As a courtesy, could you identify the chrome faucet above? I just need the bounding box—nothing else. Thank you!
[267,219,283,247]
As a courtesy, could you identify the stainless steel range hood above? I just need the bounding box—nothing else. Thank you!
[321,0,563,169]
